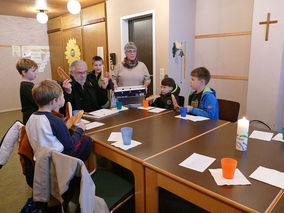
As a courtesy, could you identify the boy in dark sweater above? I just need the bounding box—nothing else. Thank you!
[87,56,113,108]
[150,77,180,110]
[16,58,38,124]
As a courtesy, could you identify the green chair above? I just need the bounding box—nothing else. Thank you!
[91,169,134,212]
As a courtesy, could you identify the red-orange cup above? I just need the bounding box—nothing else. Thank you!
[143,99,149,108]
[221,158,238,179]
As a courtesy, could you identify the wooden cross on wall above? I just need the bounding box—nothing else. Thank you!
[259,13,278,41]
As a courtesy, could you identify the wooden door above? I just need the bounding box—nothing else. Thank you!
[82,22,108,73]
[129,16,153,95]
[48,31,64,81]
[62,28,83,73]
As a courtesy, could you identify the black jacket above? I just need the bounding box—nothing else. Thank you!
[151,84,180,110]
[87,71,113,107]
[63,77,101,113]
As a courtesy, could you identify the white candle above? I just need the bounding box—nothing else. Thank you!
[236,117,249,151]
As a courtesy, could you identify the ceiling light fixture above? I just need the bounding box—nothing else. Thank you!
[36,10,48,24]
[67,0,81,15]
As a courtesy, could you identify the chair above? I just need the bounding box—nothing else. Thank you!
[91,169,134,212]
[217,99,240,122]
[178,96,185,107]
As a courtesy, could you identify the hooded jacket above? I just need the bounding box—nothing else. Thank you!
[151,84,180,110]
[188,86,219,119]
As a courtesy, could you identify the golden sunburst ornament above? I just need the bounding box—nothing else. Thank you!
[65,38,81,65]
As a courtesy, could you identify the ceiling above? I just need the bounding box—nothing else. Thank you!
[0,0,104,19]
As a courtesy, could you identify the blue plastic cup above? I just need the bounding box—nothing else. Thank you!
[121,127,133,145]
[180,107,187,117]
[116,101,122,110]
[282,127,284,140]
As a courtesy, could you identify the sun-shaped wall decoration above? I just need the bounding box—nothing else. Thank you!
[65,38,81,65]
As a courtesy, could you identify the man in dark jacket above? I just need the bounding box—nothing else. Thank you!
[62,60,101,113]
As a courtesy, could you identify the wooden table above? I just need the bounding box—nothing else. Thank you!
[271,190,284,213]
[88,110,228,213]
[144,123,284,213]
[84,108,170,135]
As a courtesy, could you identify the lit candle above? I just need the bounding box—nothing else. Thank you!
[236,117,249,151]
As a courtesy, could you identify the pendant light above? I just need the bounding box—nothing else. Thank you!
[67,0,81,15]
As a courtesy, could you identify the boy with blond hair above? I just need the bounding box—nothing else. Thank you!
[16,58,38,124]
[185,67,219,119]
[26,79,93,161]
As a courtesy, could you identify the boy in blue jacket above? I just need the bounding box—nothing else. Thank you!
[185,67,219,119]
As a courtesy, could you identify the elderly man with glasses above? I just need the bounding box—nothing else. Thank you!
[62,59,101,113]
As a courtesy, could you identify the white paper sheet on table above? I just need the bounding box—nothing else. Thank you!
[148,107,166,113]
[249,130,274,141]
[179,153,216,172]
[111,140,142,150]
[137,106,155,110]
[88,109,118,118]
[249,166,284,189]
[107,132,123,142]
[75,119,91,126]
[175,115,209,122]
[272,133,284,142]
[209,168,251,186]
[85,121,104,130]
[111,106,129,112]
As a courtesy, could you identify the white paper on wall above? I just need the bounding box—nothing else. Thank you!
[21,46,50,72]
[12,45,21,57]
[97,46,104,61]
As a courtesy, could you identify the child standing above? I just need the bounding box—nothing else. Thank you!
[185,67,219,119]
[26,80,93,161]
[150,77,180,110]
[87,56,113,108]
[16,58,38,124]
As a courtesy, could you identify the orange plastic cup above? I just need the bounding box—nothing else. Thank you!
[221,158,238,179]
[143,100,149,108]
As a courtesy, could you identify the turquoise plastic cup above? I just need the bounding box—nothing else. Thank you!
[180,107,187,117]
[121,127,133,145]
[282,127,284,140]
[116,101,122,110]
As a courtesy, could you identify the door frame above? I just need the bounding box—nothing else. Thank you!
[120,10,156,93]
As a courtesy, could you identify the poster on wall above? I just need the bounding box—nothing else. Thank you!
[21,46,50,73]
[12,45,21,57]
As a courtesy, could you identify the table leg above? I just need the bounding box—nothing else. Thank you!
[145,168,159,213]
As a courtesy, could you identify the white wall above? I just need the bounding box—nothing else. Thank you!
[194,0,253,117]
[247,0,284,130]
[0,15,51,112]
[169,0,196,98]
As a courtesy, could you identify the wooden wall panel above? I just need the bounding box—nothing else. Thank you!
[61,13,81,30]
[47,16,61,31]
[48,31,64,81]
[82,22,108,72]
[62,28,83,72]
[82,2,105,25]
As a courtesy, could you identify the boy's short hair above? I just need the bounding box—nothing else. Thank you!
[92,56,104,63]
[16,58,38,75]
[191,67,211,85]
[32,80,63,107]
[161,77,175,88]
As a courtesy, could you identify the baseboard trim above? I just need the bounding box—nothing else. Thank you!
[0,108,21,113]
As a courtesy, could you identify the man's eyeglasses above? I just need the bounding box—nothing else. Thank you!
[75,71,87,75]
